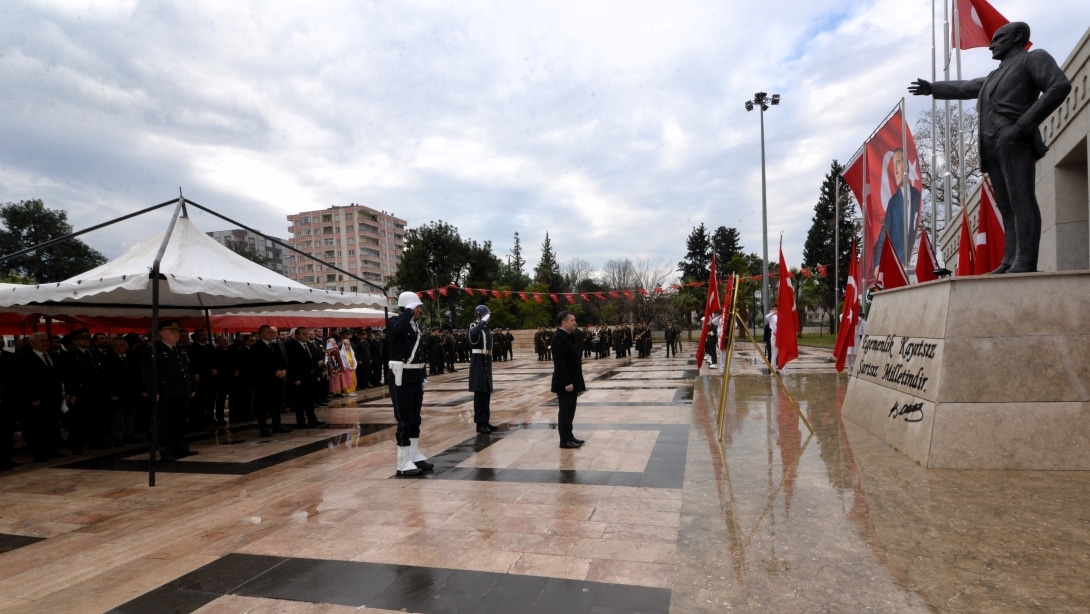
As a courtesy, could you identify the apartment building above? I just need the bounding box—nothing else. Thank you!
[285,204,406,294]
[206,229,288,275]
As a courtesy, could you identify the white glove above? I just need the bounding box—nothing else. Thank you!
[422,378,428,390]
[482,313,490,323]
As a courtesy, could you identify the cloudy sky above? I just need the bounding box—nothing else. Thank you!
[2,0,1086,282]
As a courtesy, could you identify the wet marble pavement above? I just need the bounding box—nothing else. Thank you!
[0,345,1088,612]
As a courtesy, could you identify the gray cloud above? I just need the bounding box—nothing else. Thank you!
[1,0,1085,280]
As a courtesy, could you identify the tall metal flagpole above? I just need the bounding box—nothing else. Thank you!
[954,0,967,220]
[944,0,954,233]
[901,97,911,277]
[931,0,940,257]
[834,175,840,318]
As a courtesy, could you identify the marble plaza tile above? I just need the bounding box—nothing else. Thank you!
[510,552,593,581]
[585,558,674,589]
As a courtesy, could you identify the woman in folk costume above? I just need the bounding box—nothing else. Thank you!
[325,336,344,396]
[339,331,358,394]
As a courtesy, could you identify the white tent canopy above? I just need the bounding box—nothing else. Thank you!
[0,214,387,317]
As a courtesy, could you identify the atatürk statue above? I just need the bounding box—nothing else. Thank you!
[910,22,1071,273]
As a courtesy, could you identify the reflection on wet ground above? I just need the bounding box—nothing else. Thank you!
[0,345,1088,612]
[679,369,1090,612]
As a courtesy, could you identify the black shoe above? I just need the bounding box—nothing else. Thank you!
[274,426,293,433]
[296,422,309,428]
[559,440,582,449]
[476,425,492,433]
[414,460,434,471]
[485,424,500,431]
[570,437,585,444]
[308,420,327,428]
[396,466,423,477]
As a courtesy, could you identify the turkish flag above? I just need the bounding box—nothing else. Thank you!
[833,243,860,373]
[503,291,511,298]
[594,293,605,300]
[775,248,799,370]
[915,230,939,283]
[534,294,543,303]
[425,289,435,298]
[876,235,909,289]
[549,293,559,303]
[956,208,976,276]
[580,293,589,301]
[609,291,620,298]
[518,292,528,301]
[974,178,1006,274]
[816,264,828,279]
[956,0,1012,50]
[695,255,721,370]
[623,290,633,300]
[565,294,575,304]
[801,268,812,278]
[848,107,922,288]
[465,288,474,296]
[638,288,649,295]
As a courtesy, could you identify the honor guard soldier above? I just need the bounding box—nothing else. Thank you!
[468,305,498,433]
[388,291,433,477]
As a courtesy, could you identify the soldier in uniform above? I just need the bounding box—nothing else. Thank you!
[370,329,385,386]
[60,328,105,453]
[141,319,195,461]
[664,320,679,357]
[468,305,498,433]
[389,291,433,477]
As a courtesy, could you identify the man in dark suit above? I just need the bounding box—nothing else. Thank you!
[551,311,586,449]
[910,21,1071,273]
[250,325,292,437]
[286,327,324,428]
[101,335,142,446]
[14,333,66,462]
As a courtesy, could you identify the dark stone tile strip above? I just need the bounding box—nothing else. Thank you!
[59,424,396,475]
[412,423,688,489]
[109,554,670,614]
[0,533,46,555]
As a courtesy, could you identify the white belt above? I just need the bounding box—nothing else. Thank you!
[472,349,492,355]
[399,363,425,369]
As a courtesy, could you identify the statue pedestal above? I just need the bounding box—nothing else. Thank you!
[842,271,1090,469]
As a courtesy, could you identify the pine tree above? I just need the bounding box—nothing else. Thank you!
[677,223,711,281]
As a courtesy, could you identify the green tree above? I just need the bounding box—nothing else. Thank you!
[534,232,563,291]
[519,282,555,328]
[225,242,269,267]
[0,199,107,282]
[802,160,860,333]
[711,226,743,267]
[677,223,711,282]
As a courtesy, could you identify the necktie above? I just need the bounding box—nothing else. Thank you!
[42,353,53,368]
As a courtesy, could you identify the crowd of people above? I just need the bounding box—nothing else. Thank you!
[0,324,390,468]
[537,322,668,361]
[420,327,515,376]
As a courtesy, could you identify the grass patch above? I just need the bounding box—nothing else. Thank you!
[798,332,836,348]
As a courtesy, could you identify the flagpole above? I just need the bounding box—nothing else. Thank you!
[901,97,911,279]
[954,0,966,224]
[931,0,940,255]
[860,138,868,318]
[833,173,840,327]
[944,0,954,241]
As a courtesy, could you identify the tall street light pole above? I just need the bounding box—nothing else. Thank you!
[745,92,779,316]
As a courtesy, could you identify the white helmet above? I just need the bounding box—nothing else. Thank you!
[397,291,423,309]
